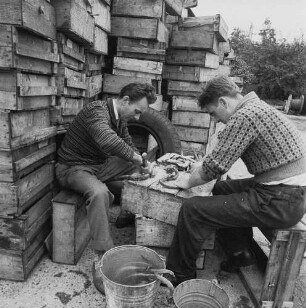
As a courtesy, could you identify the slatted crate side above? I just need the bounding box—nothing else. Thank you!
[86,75,103,98]
[57,33,85,72]
[0,25,59,75]
[84,52,105,76]
[91,26,108,55]
[111,17,169,43]
[175,126,210,143]
[172,95,204,112]
[0,191,53,250]
[167,80,205,96]
[165,0,185,16]
[0,0,56,40]
[184,0,198,9]
[89,0,111,32]
[0,225,51,281]
[0,162,55,216]
[172,111,211,128]
[0,136,56,182]
[56,66,87,97]
[181,141,207,157]
[52,0,94,44]
[0,71,57,111]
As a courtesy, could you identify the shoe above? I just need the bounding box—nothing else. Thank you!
[220,249,256,273]
[115,212,135,228]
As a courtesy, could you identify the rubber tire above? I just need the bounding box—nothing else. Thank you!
[128,108,181,155]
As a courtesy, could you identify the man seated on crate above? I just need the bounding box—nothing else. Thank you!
[166,75,306,285]
[55,83,156,253]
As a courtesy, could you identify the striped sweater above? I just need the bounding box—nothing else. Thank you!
[200,92,306,182]
[58,100,137,165]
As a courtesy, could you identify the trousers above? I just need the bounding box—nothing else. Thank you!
[55,157,136,251]
[166,178,306,279]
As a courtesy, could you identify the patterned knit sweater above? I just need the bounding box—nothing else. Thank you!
[58,100,137,165]
[200,92,306,182]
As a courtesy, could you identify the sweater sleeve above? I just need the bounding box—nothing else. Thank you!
[120,120,140,154]
[86,107,135,161]
[199,112,258,180]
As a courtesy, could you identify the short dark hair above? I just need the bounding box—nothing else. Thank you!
[198,75,240,108]
[118,83,157,105]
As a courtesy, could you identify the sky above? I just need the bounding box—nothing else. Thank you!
[192,0,306,41]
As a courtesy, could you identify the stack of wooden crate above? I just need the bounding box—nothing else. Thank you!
[164,14,231,156]
[50,0,110,130]
[103,0,183,98]
[0,0,57,281]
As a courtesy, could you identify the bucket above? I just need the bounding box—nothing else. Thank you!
[100,245,171,308]
[173,279,229,308]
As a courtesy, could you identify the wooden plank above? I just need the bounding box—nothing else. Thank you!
[181,141,207,156]
[172,111,210,128]
[91,26,108,55]
[86,75,102,98]
[0,0,56,40]
[179,15,229,42]
[175,125,209,143]
[18,85,57,97]
[184,0,198,9]
[168,80,205,96]
[84,52,105,75]
[89,0,111,32]
[170,31,219,54]
[113,69,162,81]
[172,96,204,112]
[112,0,164,19]
[166,49,219,68]
[117,38,167,55]
[165,0,185,16]
[103,74,152,94]
[16,45,59,63]
[111,17,169,43]
[52,0,94,44]
[58,97,84,116]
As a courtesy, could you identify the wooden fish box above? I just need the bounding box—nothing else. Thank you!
[52,0,94,44]
[184,0,198,9]
[0,136,56,182]
[0,162,55,216]
[86,75,103,98]
[136,215,215,250]
[103,74,152,95]
[172,96,204,112]
[122,165,216,226]
[111,17,168,43]
[167,80,205,96]
[89,0,111,32]
[0,25,58,75]
[179,15,228,42]
[113,57,163,80]
[166,49,219,68]
[181,141,207,156]
[172,111,211,128]
[117,37,167,62]
[84,52,105,76]
[0,191,53,250]
[170,31,219,54]
[56,66,87,97]
[0,225,51,281]
[57,33,85,72]
[0,0,56,40]
[52,190,91,265]
[176,126,210,143]
[91,26,108,55]
[165,0,185,16]
[0,109,55,150]
[0,71,57,111]
[112,0,165,19]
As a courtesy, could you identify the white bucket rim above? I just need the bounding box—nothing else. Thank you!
[99,244,165,289]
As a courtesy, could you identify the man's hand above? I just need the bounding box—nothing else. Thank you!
[189,160,203,173]
[132,153,143,166]
[173,173,192,189]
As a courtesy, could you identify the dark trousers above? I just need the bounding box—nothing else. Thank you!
[166,178,306,279]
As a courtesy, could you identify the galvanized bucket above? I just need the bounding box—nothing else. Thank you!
[173,279,229,308]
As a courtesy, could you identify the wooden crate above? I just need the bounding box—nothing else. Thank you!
[166,49,219,68]
[165,0,185,16]
[0,0,56,40]
[0,25,59,75]
[111,17,168,43]
[89,0,111,33]
[113,57,163,80]
[52,190,91,265]
[84,52,105,76]
[117,37,167,62]
[0,225,51,281]
[172,95,204,112]
[0,109,55,150]
[0,191,53,250]
[175,126,209,143]
[56,66,87,97]
[184,0,198,9]
[179,15,228,42]
[181,141,207,157]
[170,31,219,54]
[0,71,57,111]
[167,80,205,96]
[103,74,152,94]
[91,26,108,55]
[52,0,94,44]
[0,162,55,216]
[86,74,102,99]
[0,136,56,182]
[112,0,165,20]
[57,33,85,72]
[172,111,210,128]
[136,215,215,250]
[122,165,216,226]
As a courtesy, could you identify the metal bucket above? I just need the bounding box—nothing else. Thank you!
[173,279,229,308]
[100,245,166,308]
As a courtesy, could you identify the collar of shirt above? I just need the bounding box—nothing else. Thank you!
[112,99,119,121]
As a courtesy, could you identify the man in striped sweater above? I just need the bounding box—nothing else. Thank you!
[166,76,306,285]
[56,83,156,253]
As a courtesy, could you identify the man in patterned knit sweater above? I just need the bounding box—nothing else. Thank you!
[56,83,156,253]
[167,76,306,284]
